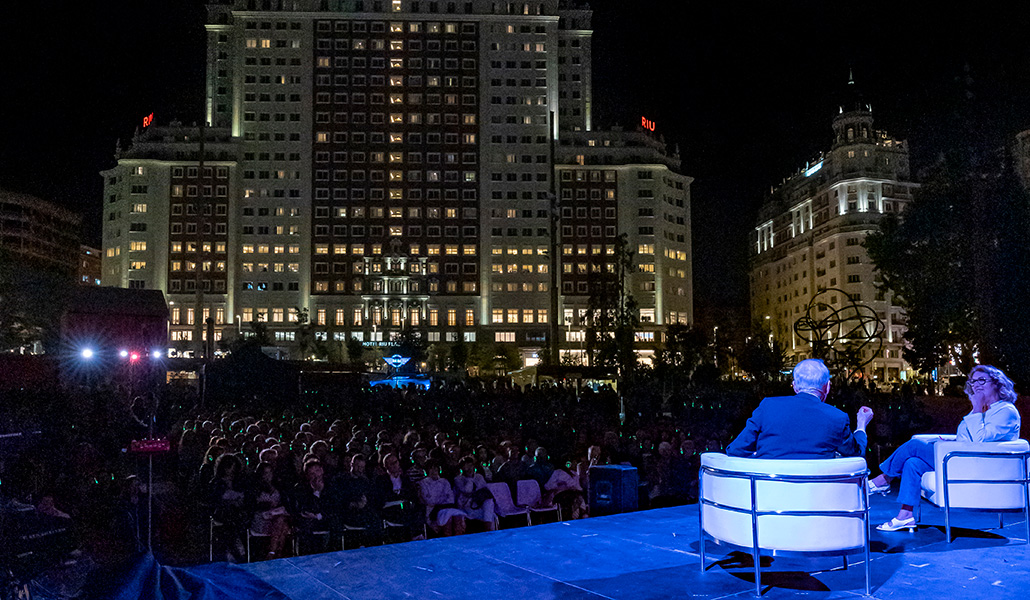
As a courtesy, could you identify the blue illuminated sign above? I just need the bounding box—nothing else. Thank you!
[383,354,411,368]
[804,161,823,177]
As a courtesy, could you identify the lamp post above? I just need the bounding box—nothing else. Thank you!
[713,325,719,369]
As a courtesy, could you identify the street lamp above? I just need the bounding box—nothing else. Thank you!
[713,325,719,369]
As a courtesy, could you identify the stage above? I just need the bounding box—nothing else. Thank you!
[169,491,1030,600]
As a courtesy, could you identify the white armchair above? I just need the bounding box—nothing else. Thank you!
[912,434,1030,542]
[699,453,870,596]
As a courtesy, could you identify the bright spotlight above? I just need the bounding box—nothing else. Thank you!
[81,348,95,359]
[119,349,129,358]
[151,350,162,359]
[129,352,140,362]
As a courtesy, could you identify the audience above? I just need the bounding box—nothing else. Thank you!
[0,377,787,567]
[418,460,467,537]
[453,456,496,531]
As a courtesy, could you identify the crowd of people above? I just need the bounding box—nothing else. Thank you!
[3,380,748,569]
[1,374,935,570]
[180,393,707,562]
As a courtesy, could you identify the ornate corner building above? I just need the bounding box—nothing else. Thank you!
[100,0,692,366]
[749,99,917,386]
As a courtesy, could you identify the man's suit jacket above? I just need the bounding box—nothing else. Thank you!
[726,392,867,459]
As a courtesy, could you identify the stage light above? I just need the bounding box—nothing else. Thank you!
[151,350,162,359]
[129,352,140,362]
[81,348,95,359]
[119,349,129,358]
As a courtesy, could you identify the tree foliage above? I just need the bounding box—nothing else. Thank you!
[865,149,1030,384]
[345,336,365,370]
[655,323,708,380]
[0,250,74,353]
[736,327,787,384]
[584,234,638,378]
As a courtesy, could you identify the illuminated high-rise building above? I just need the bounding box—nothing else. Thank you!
[749,98,917,385]
[101,0,692,366]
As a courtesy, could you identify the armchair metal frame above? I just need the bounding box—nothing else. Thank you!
[932,449,1030,543]
[699,464,871,596]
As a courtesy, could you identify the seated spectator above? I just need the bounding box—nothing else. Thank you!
[290,460,329,554]
[276,447,306,492]
[648,442,692,508]
[374,453,424,542]
[417,460,466,537]
[474,445,494,482]
[195,445,225,498]
[248,462,291,560]
[329,454,383,547]
[209,454,246,562]
[407,447,428,481]
[526,447,554,488]
[453,456,496,531]
[493,443,526,496]
[544,461,587,520]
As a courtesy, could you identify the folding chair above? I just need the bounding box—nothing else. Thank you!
[516,479,562,524]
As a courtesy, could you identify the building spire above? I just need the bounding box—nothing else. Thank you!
[837,68,870,116]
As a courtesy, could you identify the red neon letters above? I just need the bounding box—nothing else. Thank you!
[641,116,655,131]
[142,112,154,128]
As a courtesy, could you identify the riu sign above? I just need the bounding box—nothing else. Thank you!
[142,112,154,128]
[641,116,655,131]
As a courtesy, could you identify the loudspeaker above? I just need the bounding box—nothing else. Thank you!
[588,465,638,516]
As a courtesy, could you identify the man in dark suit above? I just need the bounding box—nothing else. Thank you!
[727,359,874,459]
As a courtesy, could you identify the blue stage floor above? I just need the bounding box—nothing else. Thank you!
[210,492,1030,599]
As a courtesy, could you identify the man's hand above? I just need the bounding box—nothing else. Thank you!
[856,406,874,430]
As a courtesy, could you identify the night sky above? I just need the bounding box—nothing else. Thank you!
[3,2,1029,314]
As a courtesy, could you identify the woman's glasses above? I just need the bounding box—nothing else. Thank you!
[968,377,990,388]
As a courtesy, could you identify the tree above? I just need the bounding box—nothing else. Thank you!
[449,337,470,374]
[584,234,638,378]
[345,336,365,371]
[737,324,787,383]
[0,250,74,353]
[221,313,272,354]
[425,342,448,373]
[293,307,317,359]
[469,341,519,377]
[865,148,1030,384]
[656,323,708,380]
